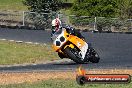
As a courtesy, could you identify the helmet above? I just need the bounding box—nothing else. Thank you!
[52,18,61,32]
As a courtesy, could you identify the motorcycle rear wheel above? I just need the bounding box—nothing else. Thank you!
[88,47,100,63]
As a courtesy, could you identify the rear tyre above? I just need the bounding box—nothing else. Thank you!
[64,47,84,64]
[89,48,100,63]
[90,54,100,63]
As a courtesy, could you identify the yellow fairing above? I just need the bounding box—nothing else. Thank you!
[52,44,58,51]
[63,29,85,49]
[68,35,85,49]
[64,29,69,38]
[52,29,69,52]
[64,44,74,50]
[69,44,74,48]
[52,28,85,52]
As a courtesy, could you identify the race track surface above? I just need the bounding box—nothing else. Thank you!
[0,28,132,72]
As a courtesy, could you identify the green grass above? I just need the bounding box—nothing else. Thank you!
[0,0,28,11]
[0,41,58,65]
[0,79,131,88]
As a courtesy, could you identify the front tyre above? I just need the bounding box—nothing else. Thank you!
[64,47,84,64]
[58,52,66,59]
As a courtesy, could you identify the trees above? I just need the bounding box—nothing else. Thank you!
[117,0,132,19]
[70,0,120,32]
[24,0,62,13]
[23,0,132,18]
[71,0,118,17]
[23,0,131,30]
[71,0,132,19]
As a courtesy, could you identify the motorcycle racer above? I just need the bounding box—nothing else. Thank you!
[51,18,100,63]
[51,17,62,34]
[51,17,85,59]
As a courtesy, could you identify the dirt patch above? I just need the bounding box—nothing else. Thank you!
[0,72,76,85]
[0,69,132,85]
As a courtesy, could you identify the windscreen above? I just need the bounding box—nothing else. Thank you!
[51,28,64,41]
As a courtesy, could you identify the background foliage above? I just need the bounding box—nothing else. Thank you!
[71,0,132,19]
[23,0,64,29]
[23,0,132,31]
[71,0,118,17]
[24,0,63,13]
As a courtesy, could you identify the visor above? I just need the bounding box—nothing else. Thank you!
[52,26,56,30]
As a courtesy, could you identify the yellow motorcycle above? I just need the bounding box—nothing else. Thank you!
[51,28,100,64]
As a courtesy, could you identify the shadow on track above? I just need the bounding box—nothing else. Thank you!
[52,61,90,65]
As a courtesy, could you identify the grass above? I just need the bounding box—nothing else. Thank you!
[0,79,131,88]
[0,40,58,65]
[0,0,28,11]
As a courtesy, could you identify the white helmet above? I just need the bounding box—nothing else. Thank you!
[51,18,62,31]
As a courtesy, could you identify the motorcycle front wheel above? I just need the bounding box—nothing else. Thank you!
[64,46,85,64]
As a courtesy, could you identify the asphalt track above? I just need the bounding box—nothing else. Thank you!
[0,28,132,72]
